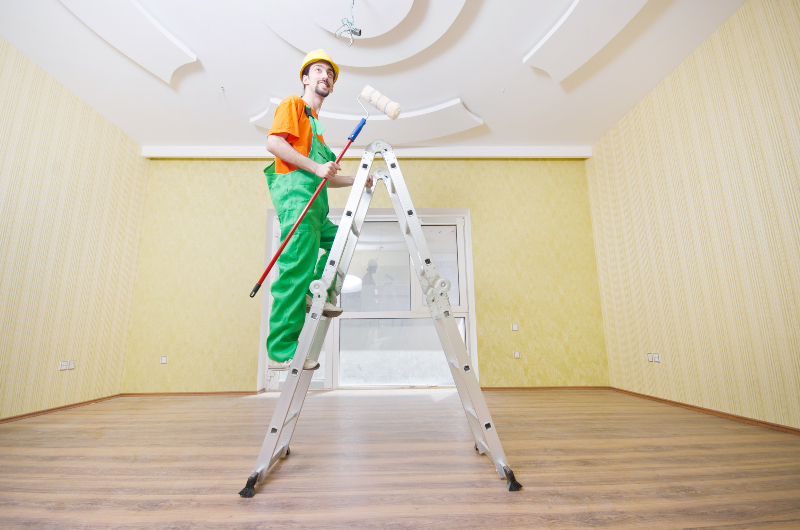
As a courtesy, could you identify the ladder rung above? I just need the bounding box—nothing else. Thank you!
[465,407,479,420]
[283,410,299,426]
[350,223,360,237]
[271,443,288,460]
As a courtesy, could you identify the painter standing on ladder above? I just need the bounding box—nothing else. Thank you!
[264,49,373,371]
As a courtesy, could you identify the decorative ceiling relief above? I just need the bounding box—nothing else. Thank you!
[523,0,649,83]
[301,0,414,39]
[256,0,467,67]
[250,98,483,147]
[249,97,284,128]
[59,0,196,84]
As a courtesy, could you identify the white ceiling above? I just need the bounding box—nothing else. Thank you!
[0,0,745,157]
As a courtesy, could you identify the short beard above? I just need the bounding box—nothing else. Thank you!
[314,84,330,98]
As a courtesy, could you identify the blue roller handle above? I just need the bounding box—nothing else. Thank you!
[348,118,367,142]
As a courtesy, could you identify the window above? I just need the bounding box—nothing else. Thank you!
[262,209,476,390]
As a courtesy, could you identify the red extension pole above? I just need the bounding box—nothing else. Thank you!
[250,138,354,297]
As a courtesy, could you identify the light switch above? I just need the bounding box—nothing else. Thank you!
[511,324,518,331]
[160,356,168,364]
[513,351,521,358]
[68,360,76,370]
[647,353,653,362]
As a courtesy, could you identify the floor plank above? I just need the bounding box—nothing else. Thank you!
[0,389,798,529]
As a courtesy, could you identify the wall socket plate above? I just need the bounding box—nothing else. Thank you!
[513,351,521,358]
[511,324,518,331]
[58,361,68,371]
[160,356,168,364]
[653,353,661,362]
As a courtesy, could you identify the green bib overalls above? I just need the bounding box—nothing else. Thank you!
[264,107,339,362]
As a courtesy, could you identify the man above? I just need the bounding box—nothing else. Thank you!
[264,49,372,371]
[361,258,378,311]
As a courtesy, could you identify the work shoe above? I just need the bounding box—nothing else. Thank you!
[268,358,321,371]
[305,295,343,318]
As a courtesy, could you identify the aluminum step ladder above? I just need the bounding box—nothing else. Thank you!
[239,140,522,497]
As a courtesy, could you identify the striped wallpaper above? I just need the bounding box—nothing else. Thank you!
[122,158,607,392]
[586,0,800,428]
[0,37,149,419]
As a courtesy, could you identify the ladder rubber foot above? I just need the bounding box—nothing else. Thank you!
[238,472,259,498]
[503,466,522,491]
[286,446,290,455]
[474,443,479,452]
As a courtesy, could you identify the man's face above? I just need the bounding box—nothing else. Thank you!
[304,62,335,98]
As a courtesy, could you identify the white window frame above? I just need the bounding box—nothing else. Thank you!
[258,208,479,390]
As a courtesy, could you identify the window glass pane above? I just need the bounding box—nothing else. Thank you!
[339,318,466,386]
[422,225,460,306]
[340,222,410,312]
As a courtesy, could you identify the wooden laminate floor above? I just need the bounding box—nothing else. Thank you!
[1,389,799,529]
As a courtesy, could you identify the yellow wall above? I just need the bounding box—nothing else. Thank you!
[586,0,800,428]
[122,160,271,393]
[0,38,149,419]
[123,157,608,391]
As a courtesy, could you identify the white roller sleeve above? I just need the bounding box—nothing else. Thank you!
[360,85,402,120]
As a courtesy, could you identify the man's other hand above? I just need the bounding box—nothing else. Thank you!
[316,161,341,180]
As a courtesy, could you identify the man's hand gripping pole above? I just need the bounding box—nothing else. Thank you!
[250,87,401,297]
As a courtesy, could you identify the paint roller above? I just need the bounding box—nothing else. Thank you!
[250,86,402,297]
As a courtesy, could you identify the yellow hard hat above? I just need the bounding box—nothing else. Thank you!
[299,49,339,83]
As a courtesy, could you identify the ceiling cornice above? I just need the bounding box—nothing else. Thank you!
[140,145,592,159]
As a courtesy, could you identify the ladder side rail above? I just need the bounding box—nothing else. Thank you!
[440,338,494,459]
[433,315,509,477]
[253,153,377,481]
[330,183,376,296]
[375,157,496,466]
[380,143,518,485]
[252,316,331,477]
[381,149,442,290]
[319,152,375,292]
[373,168,436,298]
[263,369,314,473]
[372,171,429,293]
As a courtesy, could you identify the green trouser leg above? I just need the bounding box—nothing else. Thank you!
[267,217,338,362]
[313,218,338,291]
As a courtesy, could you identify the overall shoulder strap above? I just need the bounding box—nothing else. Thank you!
[304,105,326,139]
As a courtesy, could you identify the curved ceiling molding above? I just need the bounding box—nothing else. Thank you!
[300,0,414,39]
[523,0,648,83]
[255,0,466,67]
[59,0,196,84]
[250,98,482,146]
[249,97,285,128]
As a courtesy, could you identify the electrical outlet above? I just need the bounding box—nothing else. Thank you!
[513,351,521,358]
[647,353,653,362]
[653,354,661,363]
[68,360,76,370]
[160,356,168,364]
[511,324,518,331]
[58,361,68,371]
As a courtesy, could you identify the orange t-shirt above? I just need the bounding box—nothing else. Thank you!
[268,95,326,174]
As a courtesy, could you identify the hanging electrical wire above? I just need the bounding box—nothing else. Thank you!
[335,0,361,47]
